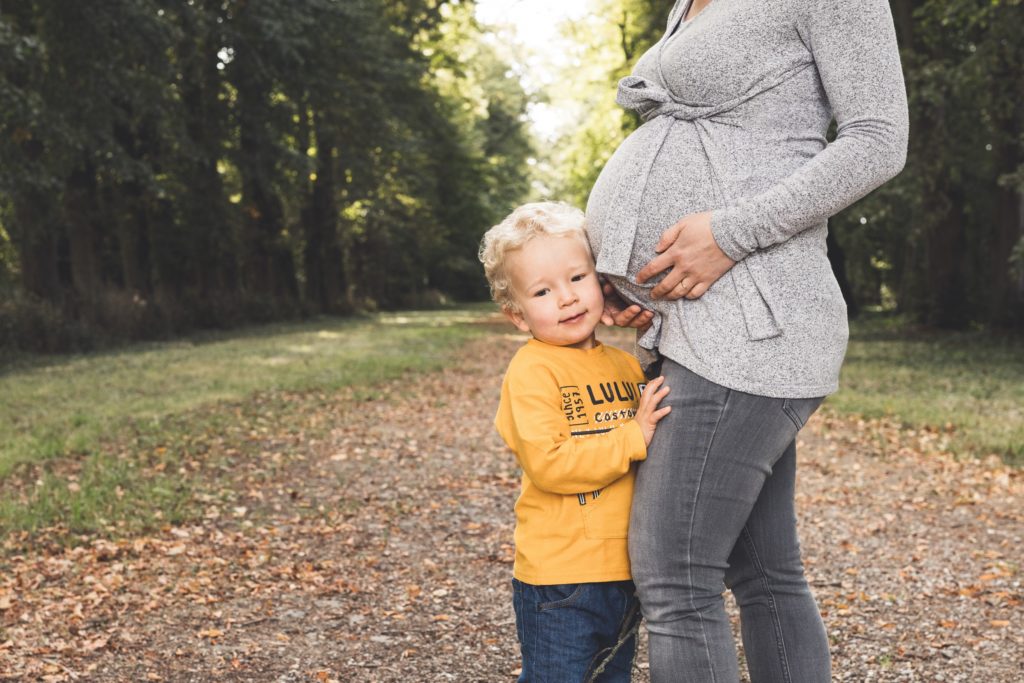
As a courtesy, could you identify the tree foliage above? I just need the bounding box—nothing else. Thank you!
[539,0,672,207]
[828,0,1024,328]
[0,0,533,350]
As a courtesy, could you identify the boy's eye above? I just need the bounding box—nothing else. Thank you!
[571,273,588,282]
[533,288,549,297]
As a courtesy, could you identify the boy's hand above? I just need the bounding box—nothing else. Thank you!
[636,376,671,446]
[601,282,654,332]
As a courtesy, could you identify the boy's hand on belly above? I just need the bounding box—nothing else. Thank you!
[600,282,655,331]
[637,211,735,300]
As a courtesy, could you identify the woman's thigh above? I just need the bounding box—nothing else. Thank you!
[629,359,820,611]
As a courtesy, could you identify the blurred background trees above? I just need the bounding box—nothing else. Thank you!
[0,0,531,349]
[0,0,1020,352]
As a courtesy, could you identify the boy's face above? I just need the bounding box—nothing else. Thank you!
[504,234,604,349]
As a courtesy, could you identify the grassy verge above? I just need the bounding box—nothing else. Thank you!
[829,313,1024,464]
[0,307,500,541]
[3,306,1019,546]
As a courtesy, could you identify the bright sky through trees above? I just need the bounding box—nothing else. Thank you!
[475,0,591,139]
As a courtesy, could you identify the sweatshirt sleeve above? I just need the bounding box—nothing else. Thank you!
[496,364,647,495]
[710,0,909,261]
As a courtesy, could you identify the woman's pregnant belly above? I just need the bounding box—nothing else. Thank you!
[585,118,721,307]
[585,116,841,369]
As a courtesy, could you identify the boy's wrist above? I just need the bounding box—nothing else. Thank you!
[623,421,648,460]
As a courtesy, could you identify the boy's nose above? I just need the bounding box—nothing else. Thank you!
[558,287,578,306]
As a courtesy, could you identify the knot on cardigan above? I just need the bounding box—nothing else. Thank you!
[616,76,737,122]
[615,59,815,125]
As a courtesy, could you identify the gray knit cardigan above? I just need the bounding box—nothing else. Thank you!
[585,0,909,398]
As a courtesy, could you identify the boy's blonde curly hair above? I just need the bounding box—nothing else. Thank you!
[478,202,591,313]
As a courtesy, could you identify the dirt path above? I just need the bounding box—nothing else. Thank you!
[1,329,1021,682]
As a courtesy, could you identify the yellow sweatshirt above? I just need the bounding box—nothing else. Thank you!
[495,338,648,584]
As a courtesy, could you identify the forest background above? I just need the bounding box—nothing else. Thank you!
[0,0,1022,353]
[0,4,1021,678]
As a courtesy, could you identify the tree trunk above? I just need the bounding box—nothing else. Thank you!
[985,21,1024,328]
[231,2,299,306]
[989,145,1023,327]
[303,111,346,312]
[179,3,235,298]
[114,180,152,297]
[236,91,296,302]
[63,164,103,318]
[924,188,970,328]
[13,190,63,305]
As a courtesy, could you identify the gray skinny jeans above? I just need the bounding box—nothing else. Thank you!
[629,359,829,683]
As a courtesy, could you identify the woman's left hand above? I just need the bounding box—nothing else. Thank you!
[636,211,736,300]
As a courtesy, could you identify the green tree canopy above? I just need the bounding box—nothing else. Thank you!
[0,0,534,350]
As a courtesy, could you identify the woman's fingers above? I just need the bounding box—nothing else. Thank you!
[658,278,693,301]
[640,211,732,297]
[655,223,683,252]
[640,220,686,284]
[636,249,675,285]
[649,266,688,299]
[686,282,710,300]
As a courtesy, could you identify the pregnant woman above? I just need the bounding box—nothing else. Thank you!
[585,0,908,681]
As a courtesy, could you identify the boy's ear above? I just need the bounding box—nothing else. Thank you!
[503,307,531,334]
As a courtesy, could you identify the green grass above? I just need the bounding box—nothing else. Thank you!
[2,305,1020,545]
[0,308,493,477]
[0,307,498,541]
[829,313,1024,463]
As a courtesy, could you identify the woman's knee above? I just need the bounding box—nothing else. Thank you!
[726,558,812,608]
[628,550,729,619]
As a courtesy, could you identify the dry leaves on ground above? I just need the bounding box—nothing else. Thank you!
[0,330,1021,682]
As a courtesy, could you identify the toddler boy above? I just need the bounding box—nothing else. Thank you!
[479,201,671,682]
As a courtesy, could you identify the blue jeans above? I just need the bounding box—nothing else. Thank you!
[512,578,640,682]
[629,359,829,682]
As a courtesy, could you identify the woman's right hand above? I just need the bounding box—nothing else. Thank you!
[601,281,655,331]
[636,375,671,446]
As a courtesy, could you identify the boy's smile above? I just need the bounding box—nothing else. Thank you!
[503,235,604,349]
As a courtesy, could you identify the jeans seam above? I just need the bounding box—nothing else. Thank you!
[529,588,538,682]
[513,580,524,647]
[781,398,803,430]
[537,583,586,611]
[741,525,794,683]
[686,387,732,683]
